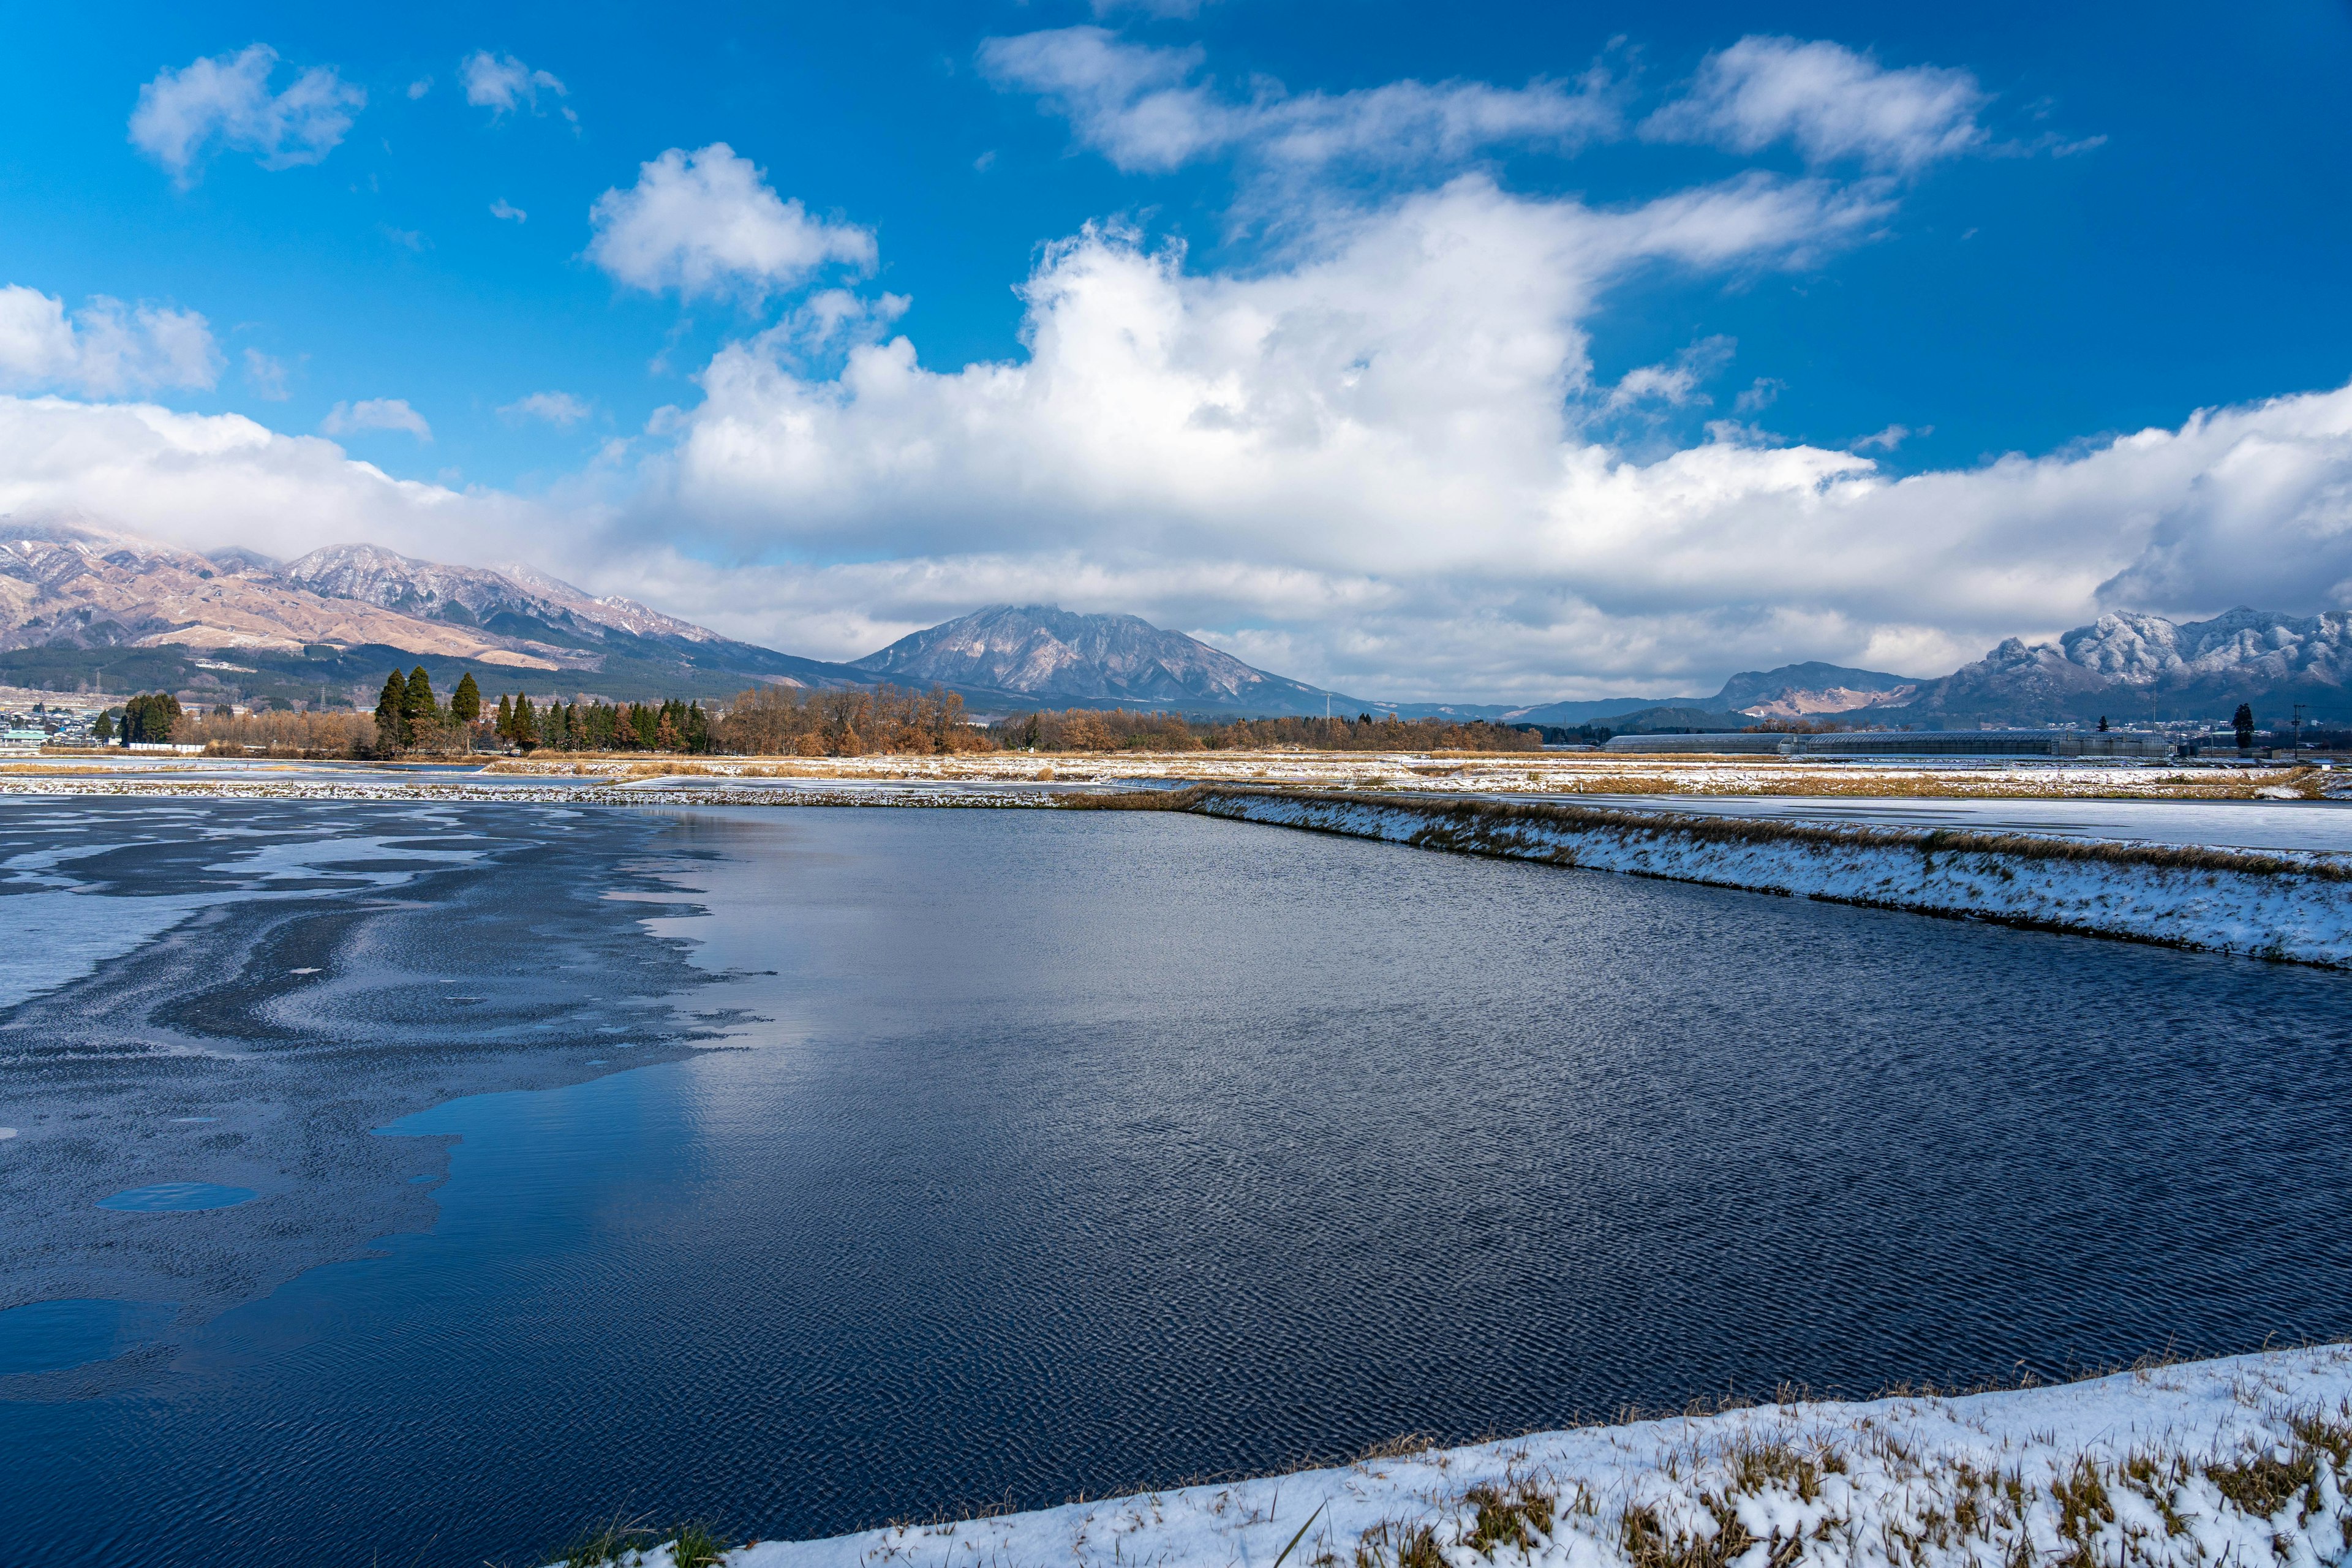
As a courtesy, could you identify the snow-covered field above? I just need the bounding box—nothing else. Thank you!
[1191,790,2352,968]
[575,1346,2352,1568]
[474,752,2345,803]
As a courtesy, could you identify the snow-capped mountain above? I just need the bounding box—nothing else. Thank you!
[1887,609,2352,723]
[0,521,864,704]
[850,605,1355,715]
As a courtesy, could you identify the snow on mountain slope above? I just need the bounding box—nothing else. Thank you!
[851,604,1352,714]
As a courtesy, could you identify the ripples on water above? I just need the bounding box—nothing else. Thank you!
[6,806,2352,1568]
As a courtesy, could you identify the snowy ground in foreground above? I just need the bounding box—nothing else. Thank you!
[581,1346,2352,1568]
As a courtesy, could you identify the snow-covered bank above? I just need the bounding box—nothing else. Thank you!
[1182,789,2352,968]
[600,1347,2352,1568]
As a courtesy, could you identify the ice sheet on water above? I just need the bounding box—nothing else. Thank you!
[0,889,213,1010]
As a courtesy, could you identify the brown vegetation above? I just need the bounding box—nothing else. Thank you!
[987,709,1540,753]
[715,684,990,757]
[175,708,384,757]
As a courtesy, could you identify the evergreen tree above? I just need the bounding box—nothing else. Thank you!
[376,671,406,752]
[496,693,514,740]
[451,673,482,723]
[514,694,539,747]
[403,667,436,741]
[92,710,115,742]
[119,692,184,744]
[635,703,659,748]
[2233,703,2256,748]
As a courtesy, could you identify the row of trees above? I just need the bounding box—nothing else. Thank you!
[374,667,484,753]
[90,676,1558,759]
[716,684,989,756]
[984,708,1544,753]
[496,693,716,753]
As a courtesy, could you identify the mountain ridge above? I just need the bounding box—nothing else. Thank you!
[851,603,1362,717]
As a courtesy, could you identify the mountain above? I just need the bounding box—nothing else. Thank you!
[0,521,871,706]
[1495,662,1920,728]
[850,604,1360,717]
[1712,662,1920,717]
[1880,609,2352,725]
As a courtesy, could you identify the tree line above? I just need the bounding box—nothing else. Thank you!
[88,676,1547,758]
[984,709,1542,752]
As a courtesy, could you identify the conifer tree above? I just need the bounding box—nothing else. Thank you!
[514,693,538,747]
[376,671,407,751]
[2233,703,2256,748]
[451,673,482,723]
[403,668,436,741]
[496,693,514,739]
[92,710,115,742]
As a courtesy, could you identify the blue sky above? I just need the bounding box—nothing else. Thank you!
[3,2,2350,698]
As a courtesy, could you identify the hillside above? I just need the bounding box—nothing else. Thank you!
[851,605,1360,717]
[0,523,872,706]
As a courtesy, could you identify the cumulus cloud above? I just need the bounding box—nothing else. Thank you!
[129,45,366,184]
[322,398,431,440]
[0,395,551,568]
[500,391,592,426]
[1642,36,1989,172]
[461,51,568,118]
[0,285,221,397]
[489,198,527,223]
[587,144,877,302]
[979,27,1621,178]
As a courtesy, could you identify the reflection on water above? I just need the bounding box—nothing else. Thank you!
[5,807,2351,1568]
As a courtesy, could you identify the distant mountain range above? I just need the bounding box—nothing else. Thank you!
[3,521,2343,723]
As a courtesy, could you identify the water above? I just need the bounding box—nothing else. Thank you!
[92,1183,258,1213]
[3,805,2351,1567]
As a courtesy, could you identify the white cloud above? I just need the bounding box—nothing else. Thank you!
[0,396,549,568]
[587,144,876,302]
[0,285,221,397]
[1601,337,1736,415]
[1642,36,1988,172]
[129,45,366,185]
[460,51,567,117]
[500,391,592,426]
[490,198,527,223]
[243,347,289,400]
[322,398,431,441]
[979,28,1621,178]
[407,77,433,100]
